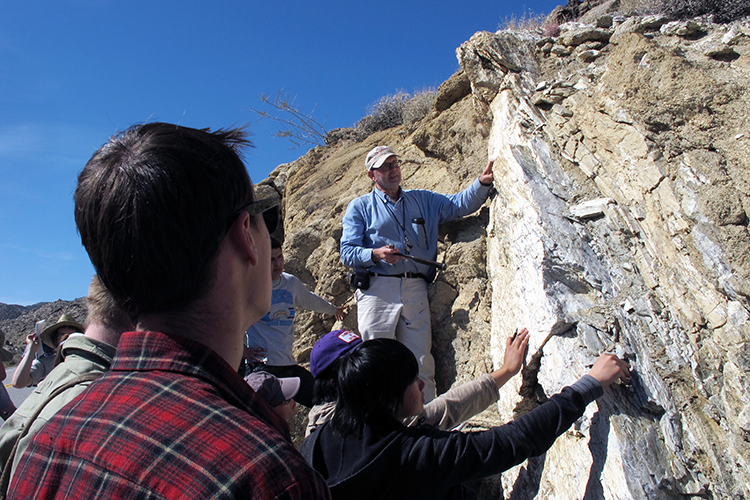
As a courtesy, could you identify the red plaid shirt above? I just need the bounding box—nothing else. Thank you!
[8,331,331,499]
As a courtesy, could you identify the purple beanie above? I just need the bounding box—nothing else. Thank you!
[310,329,362,377]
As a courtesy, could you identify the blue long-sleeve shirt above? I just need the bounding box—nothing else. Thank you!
[340,179,493,278]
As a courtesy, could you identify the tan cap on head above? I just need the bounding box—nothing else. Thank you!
[365,146,398,171]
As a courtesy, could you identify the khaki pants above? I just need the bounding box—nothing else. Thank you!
[355,276,436,401]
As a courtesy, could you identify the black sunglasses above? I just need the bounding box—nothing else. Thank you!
[232,197,281,234]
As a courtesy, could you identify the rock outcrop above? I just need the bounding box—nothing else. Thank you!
[474,15,750,499]
[266,10,750,500]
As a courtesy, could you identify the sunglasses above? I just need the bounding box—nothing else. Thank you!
[232,197,281,234]
[376,159,400,173]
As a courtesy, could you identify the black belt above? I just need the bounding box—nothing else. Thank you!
[370,272,427,280]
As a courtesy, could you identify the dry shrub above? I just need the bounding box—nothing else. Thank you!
[402,88,436,125]
[353,89,436,141]
[250,91,328,149]
[500,10,546,31]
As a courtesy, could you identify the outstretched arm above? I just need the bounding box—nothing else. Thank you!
[12,333,38,388]
[243,346,267,364]
[409,353,632,486]
[334,306,348,322]
[416,329,529,430]
[436,160,496,223]
[290,275,346,318]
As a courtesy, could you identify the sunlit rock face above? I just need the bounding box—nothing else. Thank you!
[263,12,750,498]
[459,15,750,500]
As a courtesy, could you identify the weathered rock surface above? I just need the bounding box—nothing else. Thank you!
[264,10,750,500]
[474,13,750,500]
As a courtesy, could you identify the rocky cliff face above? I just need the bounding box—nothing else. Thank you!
[264,11,750,500]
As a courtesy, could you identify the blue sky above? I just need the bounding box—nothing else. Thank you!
[1,0,561,305]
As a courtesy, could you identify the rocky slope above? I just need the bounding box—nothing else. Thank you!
[263,9,750,500]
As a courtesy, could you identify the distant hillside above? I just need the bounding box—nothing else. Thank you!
[0,303,38,322]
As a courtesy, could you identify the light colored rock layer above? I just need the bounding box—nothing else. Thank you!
[460,16,750,500]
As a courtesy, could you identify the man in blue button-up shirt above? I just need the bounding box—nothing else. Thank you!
[340,145,494,400]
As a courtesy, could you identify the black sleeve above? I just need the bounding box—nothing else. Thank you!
[402,383,598,486]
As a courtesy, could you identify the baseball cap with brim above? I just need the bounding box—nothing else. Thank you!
[40,314,85,349]
[365,145,398,171]
[310,329,362,378]
[0,329,12,363]
[244,371,300,407]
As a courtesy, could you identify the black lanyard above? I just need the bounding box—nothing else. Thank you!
[382,194,413,254]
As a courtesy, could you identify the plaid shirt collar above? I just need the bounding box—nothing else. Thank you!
[112,330,290,438]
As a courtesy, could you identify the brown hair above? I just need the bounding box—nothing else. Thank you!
[75,123,255,316]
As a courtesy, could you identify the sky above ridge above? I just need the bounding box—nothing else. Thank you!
[1,0,562,305]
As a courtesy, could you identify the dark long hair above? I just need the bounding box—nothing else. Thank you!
[330,339,419,437]
[312,356,342,405]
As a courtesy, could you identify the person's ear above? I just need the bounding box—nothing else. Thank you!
[367,170,376,182]
[229,212,259,266]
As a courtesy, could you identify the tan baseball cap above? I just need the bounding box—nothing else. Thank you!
[365,145,398,171]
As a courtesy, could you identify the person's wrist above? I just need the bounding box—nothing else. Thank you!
[492,366,510,386]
